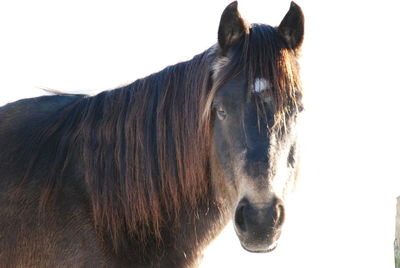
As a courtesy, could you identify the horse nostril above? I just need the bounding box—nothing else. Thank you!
[235,199,248,233]
[234,198,285,237]
[274,202,285,227]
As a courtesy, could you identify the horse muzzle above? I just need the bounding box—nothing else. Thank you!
[234,197,285,253]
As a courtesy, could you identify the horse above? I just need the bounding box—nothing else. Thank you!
[0,2,304,267]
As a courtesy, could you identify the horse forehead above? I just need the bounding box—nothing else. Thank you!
[252,78,271,93]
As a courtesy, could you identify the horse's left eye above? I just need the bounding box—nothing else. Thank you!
[287,145,296,167]
[217,106,227,120]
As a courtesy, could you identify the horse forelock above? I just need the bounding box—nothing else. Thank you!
[205,23,303,133]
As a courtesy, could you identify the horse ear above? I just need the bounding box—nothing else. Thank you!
[278,2,304,51]
[218,1,248,52]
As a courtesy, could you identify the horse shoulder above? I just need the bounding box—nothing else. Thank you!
[0,94,116,267]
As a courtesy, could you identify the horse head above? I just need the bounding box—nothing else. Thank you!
[210,1,304,253]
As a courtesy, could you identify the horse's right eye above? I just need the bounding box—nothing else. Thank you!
[217,106,227,120]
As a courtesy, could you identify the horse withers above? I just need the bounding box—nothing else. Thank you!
[0,2,304,267]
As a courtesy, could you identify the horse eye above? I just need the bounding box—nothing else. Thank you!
[216,106,227,120]
[287,145,296,168]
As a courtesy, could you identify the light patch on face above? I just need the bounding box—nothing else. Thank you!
[252,78,271,93]
[236,146,296,207]
[269,134,297,201]
[232,133,296,208]
[211,56,230,80]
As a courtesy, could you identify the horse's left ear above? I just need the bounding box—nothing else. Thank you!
[278,2,304,51]
[218,1,249,53]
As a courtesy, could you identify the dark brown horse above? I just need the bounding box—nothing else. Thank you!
[0,2,304,267]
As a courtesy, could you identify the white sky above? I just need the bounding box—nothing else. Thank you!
[1,0,399,267]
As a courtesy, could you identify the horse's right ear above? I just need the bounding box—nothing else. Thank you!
[278,2,304,51]
[218,1,248,53]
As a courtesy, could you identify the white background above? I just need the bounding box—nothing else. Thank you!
[1,1,399,267]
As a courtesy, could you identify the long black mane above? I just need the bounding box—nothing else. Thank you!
[19,49,214,251]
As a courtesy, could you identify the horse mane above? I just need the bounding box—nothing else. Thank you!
[79,52,214,250]
[20,50,214,252]
[21,23,302,253]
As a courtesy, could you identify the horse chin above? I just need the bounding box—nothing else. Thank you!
[234,222,282,253]
[238,238,280,253]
